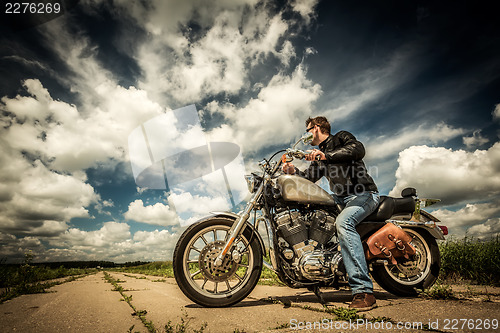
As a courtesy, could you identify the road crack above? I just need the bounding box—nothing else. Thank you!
[103,271,156,333]
[259,296,448,332]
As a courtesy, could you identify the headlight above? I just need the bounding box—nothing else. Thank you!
[245,174,256,193]
[244,173,261,193]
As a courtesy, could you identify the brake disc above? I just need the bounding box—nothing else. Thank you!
[395,241,426,276]
[199,241,238,282]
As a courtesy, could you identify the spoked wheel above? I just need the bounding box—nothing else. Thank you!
[371,228,440,296]
[173,218,262,307]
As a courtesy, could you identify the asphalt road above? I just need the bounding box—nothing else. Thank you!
[1,271,499,332]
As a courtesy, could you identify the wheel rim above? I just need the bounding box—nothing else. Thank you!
[383,229,431,286]
[182,225,254,298]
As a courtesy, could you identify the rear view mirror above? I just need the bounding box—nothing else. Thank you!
[292,132,313,148]
[302,132,313,144]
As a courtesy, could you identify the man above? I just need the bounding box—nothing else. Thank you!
[283,116,379,311]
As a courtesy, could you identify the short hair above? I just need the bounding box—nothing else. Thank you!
[306,116,330,134]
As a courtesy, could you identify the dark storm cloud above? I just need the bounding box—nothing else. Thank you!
[308,0,500,140]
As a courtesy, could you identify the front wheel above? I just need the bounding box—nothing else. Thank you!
[371,228,440,296]
[173,218,263,307]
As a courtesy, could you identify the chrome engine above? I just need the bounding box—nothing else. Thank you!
[276,209,344,281]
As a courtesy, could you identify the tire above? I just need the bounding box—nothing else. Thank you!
[173,218,263,307]
[371,228,440,296]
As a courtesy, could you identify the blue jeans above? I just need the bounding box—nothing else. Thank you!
[334,191,380,295]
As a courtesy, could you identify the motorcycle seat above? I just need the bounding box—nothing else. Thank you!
[364,194,416,222]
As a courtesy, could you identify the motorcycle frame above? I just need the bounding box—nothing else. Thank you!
[208,210,445,272]
[210,153,446,278]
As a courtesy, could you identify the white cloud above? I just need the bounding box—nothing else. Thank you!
[1,79,164,173]
[206,64,322,153]
[0,0,320,262]
[35,221,184,262]
[95,199,114,216]
[167,191,232,226]
[493,103,500,120]
[2,55,53,74]
[390,143,500,204]
[291,0,320,24]
[467,218,500,238]
[432,201,500,239]
[117,0,315,104]
[463,130,489,148]
[61,222,131,247]
[133,229,178,246]
[365,122,465,160]
[0,77,167,237]
[276,40,296,68]
[124,200,178,226]
[0,233,46,262]
[0,156,97,236]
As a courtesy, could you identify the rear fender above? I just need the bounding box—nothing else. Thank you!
[389,217,446,240]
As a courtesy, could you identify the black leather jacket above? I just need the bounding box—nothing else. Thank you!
[298,131,378,196]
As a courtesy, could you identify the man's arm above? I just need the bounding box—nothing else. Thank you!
[282,161,324,183]
[324,131,365,163]
[296,161,324,183]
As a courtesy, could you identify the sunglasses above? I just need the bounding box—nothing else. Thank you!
[306,125,315,132]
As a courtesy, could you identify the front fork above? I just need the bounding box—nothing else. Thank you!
[213,182,265,267]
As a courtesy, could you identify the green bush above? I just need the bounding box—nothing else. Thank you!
[439,236,500,286]
[113,261,174,278]
[0,253,95,303]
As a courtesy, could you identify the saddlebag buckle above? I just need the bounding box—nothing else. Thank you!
[364,223,416,265]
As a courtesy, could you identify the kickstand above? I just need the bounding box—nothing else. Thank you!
[308,286,327,305]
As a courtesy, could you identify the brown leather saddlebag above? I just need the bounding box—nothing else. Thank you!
[364,223,416,265]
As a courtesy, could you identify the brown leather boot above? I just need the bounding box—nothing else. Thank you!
[349,292,377,311]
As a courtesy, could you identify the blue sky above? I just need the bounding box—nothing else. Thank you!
[1,0,499,263]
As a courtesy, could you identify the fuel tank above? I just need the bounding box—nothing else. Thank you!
[277,175,336,206]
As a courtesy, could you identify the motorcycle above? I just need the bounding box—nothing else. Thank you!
[173,132,448,307]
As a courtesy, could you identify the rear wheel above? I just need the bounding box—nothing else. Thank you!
[173,218,262,307]
[371,228,440,296]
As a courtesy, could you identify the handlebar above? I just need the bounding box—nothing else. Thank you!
[286,148,321,161]
[260,148,321,177]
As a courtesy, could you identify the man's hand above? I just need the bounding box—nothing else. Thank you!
[306,149,326,161]
[282,162,296,174]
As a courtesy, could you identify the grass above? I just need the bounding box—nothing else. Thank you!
[263,296,405,329]
[164,309,208,333]
[112,261,174,278]
[272,322,290,330]
[113,260,286,286]
[257,266,285,286]
[0,253,96,303]
[264,297,367,322]
[419,281,456,300]
[123,273,148,280]
[105,272,208,333]
[419,279,499,302]
[104,271,157,333]
[439,236,500,286]
[152,279,166,282]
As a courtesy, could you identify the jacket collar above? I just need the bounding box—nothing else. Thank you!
[318,133,334,150]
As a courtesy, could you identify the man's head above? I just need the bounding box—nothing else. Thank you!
[306,116,330,145]
[306,116,330,134]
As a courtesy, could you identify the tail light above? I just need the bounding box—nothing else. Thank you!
[438,225,448,235]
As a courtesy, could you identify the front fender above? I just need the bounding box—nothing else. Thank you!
[193,211,266,254]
